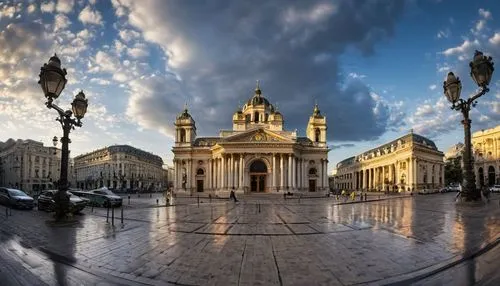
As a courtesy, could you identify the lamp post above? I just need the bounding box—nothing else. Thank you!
[443,50,494,202]
[39,54,88,220]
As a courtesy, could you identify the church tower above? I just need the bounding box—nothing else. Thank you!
[175,105,196,147]
[306,104,327,147]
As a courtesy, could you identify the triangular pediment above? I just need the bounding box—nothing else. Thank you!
[223,128,293,143]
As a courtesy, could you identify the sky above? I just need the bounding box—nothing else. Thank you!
[0,0,499,173]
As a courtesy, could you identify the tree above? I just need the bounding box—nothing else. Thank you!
[445,157,462,186]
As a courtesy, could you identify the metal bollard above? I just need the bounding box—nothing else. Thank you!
[150,193,152,198]
[197,196,200,208]
[5,206,8,218]
[111,207,115,226]
[106,206,109,223]
[258,203,261,213]
[156,199,159,206]
[91,204,94,213]
[121,206,124,224]
[298,195,301,204]
[128,196,130,205]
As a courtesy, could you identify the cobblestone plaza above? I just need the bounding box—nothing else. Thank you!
[1,193,499,285]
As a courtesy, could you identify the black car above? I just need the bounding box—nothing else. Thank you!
[0,187,35,209]
[38,190,88,214]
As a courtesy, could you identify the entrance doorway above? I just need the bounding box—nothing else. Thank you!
[197,180,204,192]
[249,160,267,192]
[309,179,316,192]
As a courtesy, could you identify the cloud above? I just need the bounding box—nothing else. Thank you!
[436,29,450,39]
[27,4,37,14]
[56,0,74,14]
[442,39,480,60]
[78,5,103,25]
[348,72,366,79]
[90,78,111,85]
[489,33,500,46]
[478,8,492,19]
[41,1,55,13]
[331,143,355,150]
[54,14,71,32]
[429,84,437,90]
[118,29,141,42]
[127,43,149,58]
[0,4,17,18]
[114,0,407,141]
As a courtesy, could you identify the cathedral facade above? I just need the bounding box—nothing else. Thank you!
[172,83,329,195]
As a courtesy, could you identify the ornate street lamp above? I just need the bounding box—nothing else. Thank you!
[443,50,494,202]
[39,54,89,220]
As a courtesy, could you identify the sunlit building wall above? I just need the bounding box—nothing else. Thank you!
[472,125,500,187]
[334,131,445,192]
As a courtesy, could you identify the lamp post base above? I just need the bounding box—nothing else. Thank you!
[455,192,485,206]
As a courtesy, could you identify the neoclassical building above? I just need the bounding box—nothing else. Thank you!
[473,125,500,187]
[74,145,164,191]
[172,83,329,195]
[334,131,445,192]
[0,139,62,194]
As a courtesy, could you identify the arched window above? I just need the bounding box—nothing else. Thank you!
[197,168,204,175]
[180,129,186,142]
[254,112,259,123]
[309,168,317,175]
[245,114,251,123]
[250,160,267,173]
[314,128,320,142]
[265,113,269,122]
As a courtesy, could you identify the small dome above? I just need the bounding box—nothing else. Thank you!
[177,107,192,120]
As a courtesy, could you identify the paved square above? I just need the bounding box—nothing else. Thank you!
[0,193,499,285]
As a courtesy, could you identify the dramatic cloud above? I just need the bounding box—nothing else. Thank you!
[56,0,74,14]
[40,2,55,13]
[115,0,407,142]
[54,14,71,32]
[78,5,103,25]
[442,39,480,60]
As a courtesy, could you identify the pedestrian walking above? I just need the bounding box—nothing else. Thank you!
[230,188,238,202]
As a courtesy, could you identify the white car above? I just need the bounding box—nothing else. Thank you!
[489,185,500,193]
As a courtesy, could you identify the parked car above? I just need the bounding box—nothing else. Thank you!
[489,185,500,193]
[447,184,461,192]
[439,187,449,193]
[37,190,89,213]
[0,187,34,209]
[70,187,122,207]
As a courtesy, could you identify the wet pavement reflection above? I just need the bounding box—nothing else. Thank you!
[0,193,499,285]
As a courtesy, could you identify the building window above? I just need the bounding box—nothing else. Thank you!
[315,128,320,142]
[180,129,186,142]
[254,112,259,123]
[196,168,204,175]
[309,168,317,176]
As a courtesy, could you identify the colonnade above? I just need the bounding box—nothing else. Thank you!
[174,153,329,193]
[336,157,445,192]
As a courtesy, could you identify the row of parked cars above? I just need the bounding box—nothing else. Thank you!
[0,187,123,213]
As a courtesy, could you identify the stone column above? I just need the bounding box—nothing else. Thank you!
[221,155,226,190]
[291,156,296,190]
[186,159,191,192]
[217,157,221,189]
[280,154,285,190]
[234,155,239,189]
[298,158,302,190]
[239,155,244,190]
[207,159,211,190]
[229,154,234,189]
[320,160,324,190]
[272,154,276,190]
[324,160,328,189]
[287,155,292,189]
